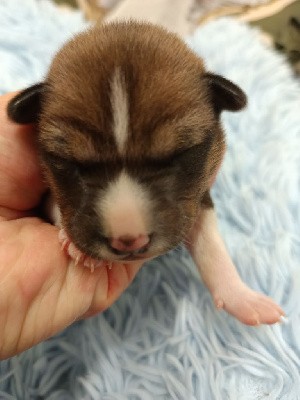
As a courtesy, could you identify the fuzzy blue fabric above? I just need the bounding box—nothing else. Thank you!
[1,1,300,399]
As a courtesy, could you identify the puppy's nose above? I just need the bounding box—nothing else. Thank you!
[109,234,150,255]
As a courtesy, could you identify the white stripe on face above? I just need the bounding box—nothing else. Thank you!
[95,171,152,240]
[110,68,129,154]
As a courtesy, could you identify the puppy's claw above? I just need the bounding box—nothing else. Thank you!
[61,239,69,252]
[215,298,224,309]
[67,242,81,260]
[57,229,108,273]
[254,315,261,326]
[279,315,288,324]
[107,261,113,270]
[58,228,68,242]
[75,254,82,266]
[90,262,95,273]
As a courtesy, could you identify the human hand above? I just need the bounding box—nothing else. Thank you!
[0,92,144,360]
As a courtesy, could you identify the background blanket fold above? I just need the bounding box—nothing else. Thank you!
[0,1,300,399]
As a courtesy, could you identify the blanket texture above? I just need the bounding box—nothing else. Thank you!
[0,1,300,399]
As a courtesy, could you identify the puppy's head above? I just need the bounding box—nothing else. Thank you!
[8,22,246,262]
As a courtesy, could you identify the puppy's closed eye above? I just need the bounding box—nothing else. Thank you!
[41,151,78,173]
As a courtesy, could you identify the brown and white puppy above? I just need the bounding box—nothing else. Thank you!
[8,21,285,325]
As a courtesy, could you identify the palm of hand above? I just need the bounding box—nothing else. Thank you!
[0,93,141,359]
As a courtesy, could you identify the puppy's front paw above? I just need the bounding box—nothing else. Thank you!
[213,284,285,326]
[58,228,110,272]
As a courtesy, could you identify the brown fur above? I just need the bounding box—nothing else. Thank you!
[8,21,245,260]
[40,22,215,160]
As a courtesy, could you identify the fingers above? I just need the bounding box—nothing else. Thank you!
[80,261,144,319]
[0,92,46,212]
[0,206,35,222]
[0,211,145,358]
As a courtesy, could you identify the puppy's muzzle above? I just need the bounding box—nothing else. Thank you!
[108,234,150,256]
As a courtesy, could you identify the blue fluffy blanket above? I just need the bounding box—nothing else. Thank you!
[1,1,300,399]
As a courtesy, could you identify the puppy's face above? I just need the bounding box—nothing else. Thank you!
[8,22,246,262]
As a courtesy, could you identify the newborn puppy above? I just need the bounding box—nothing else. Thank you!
[8,21,284,325]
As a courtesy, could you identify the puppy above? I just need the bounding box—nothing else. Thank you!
[8,21,284,325]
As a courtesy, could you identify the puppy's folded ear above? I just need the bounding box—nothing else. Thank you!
[204,73,247,114]
[7,83,44,124]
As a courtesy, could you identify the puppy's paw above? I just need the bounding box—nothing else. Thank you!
[58,228,109,272]
[213,284,285,326]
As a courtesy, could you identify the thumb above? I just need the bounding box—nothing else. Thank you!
[0,92,46,213]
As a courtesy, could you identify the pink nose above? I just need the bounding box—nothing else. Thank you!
[110,234,150,253]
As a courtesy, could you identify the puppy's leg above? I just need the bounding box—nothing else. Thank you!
[188,192,284,325]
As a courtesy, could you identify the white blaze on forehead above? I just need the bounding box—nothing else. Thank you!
[96,171,151,239]
[110,68,129,154]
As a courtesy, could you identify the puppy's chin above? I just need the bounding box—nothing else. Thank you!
[64,233,174,265]
[49,196,189,264]
[82,240,175,263]
[103,245,173,263]
[109,254,154,263]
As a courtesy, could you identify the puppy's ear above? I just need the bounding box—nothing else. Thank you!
[204,73,247,114]
[7,83,44,124]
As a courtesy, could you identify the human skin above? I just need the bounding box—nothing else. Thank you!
[0,92,143,360]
